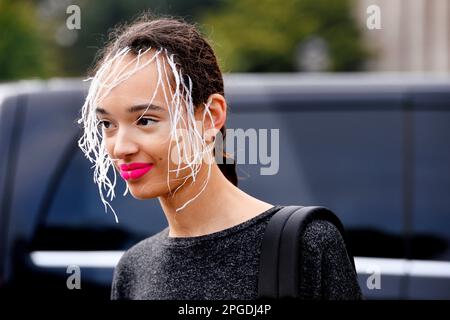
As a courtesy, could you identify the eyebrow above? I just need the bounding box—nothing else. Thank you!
[95,104,165,115]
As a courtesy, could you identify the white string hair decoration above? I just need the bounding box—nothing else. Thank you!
[77,46,215,223]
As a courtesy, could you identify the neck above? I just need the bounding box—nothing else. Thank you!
[158,163,273,238]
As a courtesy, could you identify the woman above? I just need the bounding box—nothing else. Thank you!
[77,14,362,300]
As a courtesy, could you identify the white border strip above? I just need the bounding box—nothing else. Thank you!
[355,257,450,278]
[29,252,450,278]
[30,251,124,268]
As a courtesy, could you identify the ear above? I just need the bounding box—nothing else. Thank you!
[196,93,227,143]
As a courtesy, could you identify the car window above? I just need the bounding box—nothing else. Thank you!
[228,97,406,259]
[412,107,450,261]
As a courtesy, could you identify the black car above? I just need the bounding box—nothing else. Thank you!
[1,74,449,299]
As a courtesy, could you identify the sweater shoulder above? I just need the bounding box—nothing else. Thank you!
[298,219,362,299]
[300,219,344,253]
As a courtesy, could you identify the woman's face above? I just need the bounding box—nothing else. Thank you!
[95,51,206,200]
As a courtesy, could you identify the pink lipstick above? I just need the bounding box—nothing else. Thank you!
[119,162,154,181]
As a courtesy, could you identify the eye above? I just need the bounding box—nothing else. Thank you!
[136,117,158,126]
[97,120,112,130]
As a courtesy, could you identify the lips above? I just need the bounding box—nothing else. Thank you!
[119,162,154,181]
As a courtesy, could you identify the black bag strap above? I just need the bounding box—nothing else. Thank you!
[257,205,356,299]
[257,206,300,298]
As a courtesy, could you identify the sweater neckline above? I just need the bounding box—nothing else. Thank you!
[158,205,283,247]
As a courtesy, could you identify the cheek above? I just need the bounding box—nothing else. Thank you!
[136,132,172,164]
[104,139,115,159]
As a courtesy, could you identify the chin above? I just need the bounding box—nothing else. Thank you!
[128,187,158,200]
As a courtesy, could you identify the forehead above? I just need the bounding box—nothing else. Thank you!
[96,49,175,109]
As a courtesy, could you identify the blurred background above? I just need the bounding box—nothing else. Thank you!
[0,0,449,300]
[2,0,450,79]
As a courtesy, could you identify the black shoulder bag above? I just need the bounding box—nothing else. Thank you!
[257,205,356,299]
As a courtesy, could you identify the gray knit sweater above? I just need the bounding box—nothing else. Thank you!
[111,205,363,300]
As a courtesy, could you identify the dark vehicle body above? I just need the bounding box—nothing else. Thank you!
[1,74,449,299]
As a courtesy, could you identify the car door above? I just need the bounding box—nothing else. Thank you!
[406,88,450,299]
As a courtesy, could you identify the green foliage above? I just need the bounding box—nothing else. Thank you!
[0,0,369,79]
[199,0,368,72]
[0,0,55,80]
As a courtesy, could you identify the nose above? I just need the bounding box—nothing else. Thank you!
[112,128,139,160]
